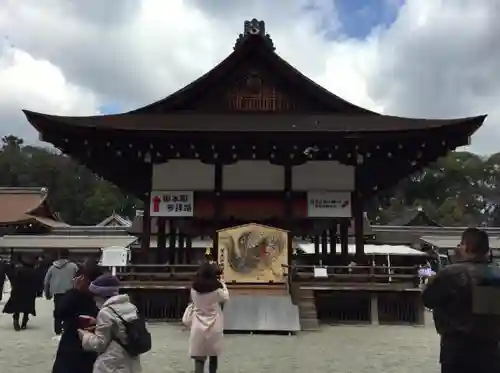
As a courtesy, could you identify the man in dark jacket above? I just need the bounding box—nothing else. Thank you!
[423,228,500,373]
[44,249,79,336]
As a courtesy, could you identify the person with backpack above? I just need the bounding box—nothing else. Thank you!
[78,274,148,373]
[44,249,79,336]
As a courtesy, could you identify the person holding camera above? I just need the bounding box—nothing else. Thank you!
[188,262,229,373]
[422,228,500,373]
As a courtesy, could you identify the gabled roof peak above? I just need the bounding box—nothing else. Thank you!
[234,19,275,51]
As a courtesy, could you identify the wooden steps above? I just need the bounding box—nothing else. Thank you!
[291,285,319,331]
[226,283,289,296]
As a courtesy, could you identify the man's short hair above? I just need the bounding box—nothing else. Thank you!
[461,228,490,256]
[59,248,70,259]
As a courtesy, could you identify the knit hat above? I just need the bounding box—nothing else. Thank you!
[88,274,120,297]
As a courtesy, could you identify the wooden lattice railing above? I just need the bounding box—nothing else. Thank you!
[115,263,421,288]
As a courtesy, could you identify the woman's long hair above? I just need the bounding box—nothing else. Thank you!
[191,262,222,294]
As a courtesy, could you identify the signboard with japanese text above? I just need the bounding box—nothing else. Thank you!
[150,191,194,217]
[101,246,130,267]
[307,191,351,218]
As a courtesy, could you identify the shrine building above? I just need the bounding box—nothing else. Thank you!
[23,19,486,330]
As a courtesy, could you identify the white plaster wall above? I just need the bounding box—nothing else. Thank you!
[292,161,355,191]
[152,160,215,190]
[223,161,284,191]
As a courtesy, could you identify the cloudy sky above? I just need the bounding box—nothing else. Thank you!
[1,0,499,154]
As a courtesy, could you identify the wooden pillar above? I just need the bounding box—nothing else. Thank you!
[284,163,293,269]
[213,163,223,261]
[168,220,177,264]
[370,293,380,325]
[140,205,151,263]
[321,230,328,264]
[178,233,185,264]
[185,236,192,264]
[340,219,349,259]
[157,217,167,264]
[140,164,153,263]
[352,192,364,259]
[314,234,320,264]
[329,221,337,260]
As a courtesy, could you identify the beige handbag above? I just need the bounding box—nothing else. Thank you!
[182,303,194,327]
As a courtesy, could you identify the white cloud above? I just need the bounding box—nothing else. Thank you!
[0,0,499,153]
[0,45,98,142]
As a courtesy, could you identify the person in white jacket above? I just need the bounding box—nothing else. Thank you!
[78,274,142,373]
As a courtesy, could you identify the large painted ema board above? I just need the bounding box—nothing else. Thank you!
[217,223,288,284]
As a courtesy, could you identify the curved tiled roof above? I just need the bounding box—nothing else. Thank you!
[0,187,68,227]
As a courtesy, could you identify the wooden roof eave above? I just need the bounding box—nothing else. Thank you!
[23,110,486,138]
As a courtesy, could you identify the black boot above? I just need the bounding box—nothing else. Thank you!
[13,315,20,331]
[20,314,29,330]
[208,356,218,373]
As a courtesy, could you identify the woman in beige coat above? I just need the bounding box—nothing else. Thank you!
[78,274,142,373]
[189,263,229,373]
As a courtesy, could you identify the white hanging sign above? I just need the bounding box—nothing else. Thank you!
[307,191,351,218]
[150,191,194,217]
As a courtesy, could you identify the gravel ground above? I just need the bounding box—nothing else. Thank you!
[0,296,440,373]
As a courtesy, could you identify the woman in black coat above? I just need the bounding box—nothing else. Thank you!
[2,257,39,330]
[51,259,102,373]
[0,259,7,301]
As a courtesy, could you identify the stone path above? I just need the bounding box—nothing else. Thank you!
[0,297,440,373]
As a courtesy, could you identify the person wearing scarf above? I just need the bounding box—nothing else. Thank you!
[189,262,229,373]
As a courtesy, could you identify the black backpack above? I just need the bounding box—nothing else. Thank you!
[108,306,152,357]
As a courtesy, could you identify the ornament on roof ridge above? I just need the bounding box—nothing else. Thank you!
[234,19,275,51]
